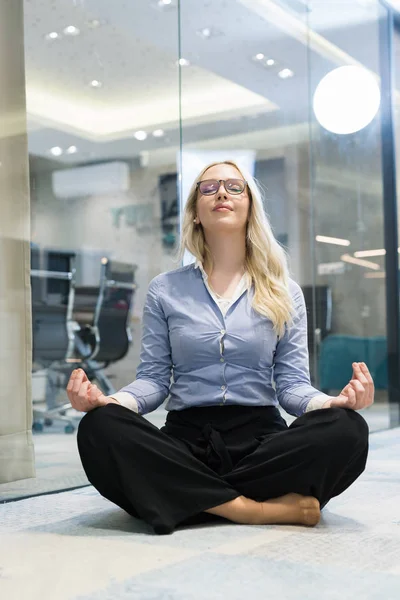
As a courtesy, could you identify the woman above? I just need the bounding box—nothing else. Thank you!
[68,160,373,536]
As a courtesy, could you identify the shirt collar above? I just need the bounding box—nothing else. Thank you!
[194,258,208,280]
[194,258,251,289]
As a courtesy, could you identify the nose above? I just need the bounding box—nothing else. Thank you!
[216,181,227,199]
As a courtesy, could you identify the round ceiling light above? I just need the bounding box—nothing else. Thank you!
[64,25,80,36]
[278,68,294,79]
[50,146,63,156]
[313,66,381,135]
[45,32,60,40]
[87,19,107,29]
[134,131,147,141]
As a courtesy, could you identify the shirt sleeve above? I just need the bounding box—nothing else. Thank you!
[273,284,331,417]
[114,276,172,415]
[108,392,139,413]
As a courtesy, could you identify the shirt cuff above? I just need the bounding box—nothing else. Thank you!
[109,392,139,413]
[305,394,332,413]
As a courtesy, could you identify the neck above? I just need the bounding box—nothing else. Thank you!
[203,231,246,276]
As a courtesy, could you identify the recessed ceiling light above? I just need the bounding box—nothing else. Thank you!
[152,129,165,137]
[66,145,78,154]
[45,31,60,40]
[278,68,294,79]
[252,54,276,68]
[354,249,386,257]
[87,19,107,29]
[50,146,63,156]
[196,27,222,39]
[316,235,350,246]
[158,0,172,5]
[90,79,102,88]
[341,253,380,270]
[64,25,80,36]
[198,27,212,39]
[134,131,147,141]
[177,58,190,67]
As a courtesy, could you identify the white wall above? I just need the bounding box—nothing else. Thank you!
[31,160,179,319]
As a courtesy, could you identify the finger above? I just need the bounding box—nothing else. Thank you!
[89,384,103,406]
[331,394,350,408]
[340,382,352,397]
[359,362,374,384]
[75,368,88,383]
[89,383,98,400]
[66,369,77,393]
[359,363,375,405]
[350,378,371,408]
[72,370,85,395]
[349,379,365,395]
[352,363,369,386]
[348,380,364,408]
[346,385,357,408]
[76,381,90,410]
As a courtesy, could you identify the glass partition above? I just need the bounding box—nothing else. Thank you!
[178,0,392,431]
[9,0,181,500]
[306,0,391,430]
[2,0,396,503]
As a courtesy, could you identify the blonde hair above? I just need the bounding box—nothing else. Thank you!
[174,160,295,338]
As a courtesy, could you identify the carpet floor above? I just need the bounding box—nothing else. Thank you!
[1,427,399,600]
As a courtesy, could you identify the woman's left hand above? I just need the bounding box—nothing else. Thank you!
[323,362,375,411]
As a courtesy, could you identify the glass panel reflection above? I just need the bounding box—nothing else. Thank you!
[179,0,390,431]
[24,0,181,497]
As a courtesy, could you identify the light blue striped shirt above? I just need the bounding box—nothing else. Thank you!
[112,262,330,417]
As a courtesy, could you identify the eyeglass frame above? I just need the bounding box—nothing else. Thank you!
[196,178,248,196]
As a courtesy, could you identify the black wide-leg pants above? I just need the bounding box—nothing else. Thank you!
[77,403,369,535]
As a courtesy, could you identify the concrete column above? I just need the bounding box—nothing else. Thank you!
[0,0,35,483]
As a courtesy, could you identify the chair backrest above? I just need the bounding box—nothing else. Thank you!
[31,256,77,366]
[44,250,76,305]
[93,258,138,363]
[73,285,99,327]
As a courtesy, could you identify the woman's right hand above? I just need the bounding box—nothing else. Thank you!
[66,368,109,413]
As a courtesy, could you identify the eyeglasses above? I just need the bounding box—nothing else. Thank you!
[197,178,247,196]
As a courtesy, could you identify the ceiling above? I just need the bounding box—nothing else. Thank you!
[23,0,395,168]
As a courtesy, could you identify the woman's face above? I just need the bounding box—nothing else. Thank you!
[195,164,250,234]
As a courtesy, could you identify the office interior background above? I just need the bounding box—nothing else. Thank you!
[1,0,400,499]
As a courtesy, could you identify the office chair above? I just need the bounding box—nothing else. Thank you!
[73,257,138,396]
[31,251,80,433]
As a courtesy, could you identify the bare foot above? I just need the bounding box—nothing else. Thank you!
[258,493,321,527]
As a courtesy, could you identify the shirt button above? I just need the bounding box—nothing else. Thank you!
[221,385,226,390]
[220,358,225,362]
[220,329,225,334]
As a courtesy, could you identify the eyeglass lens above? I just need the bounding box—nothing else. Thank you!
[198,179,245,195]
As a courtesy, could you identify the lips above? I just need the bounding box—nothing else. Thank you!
[213,204,232,211]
